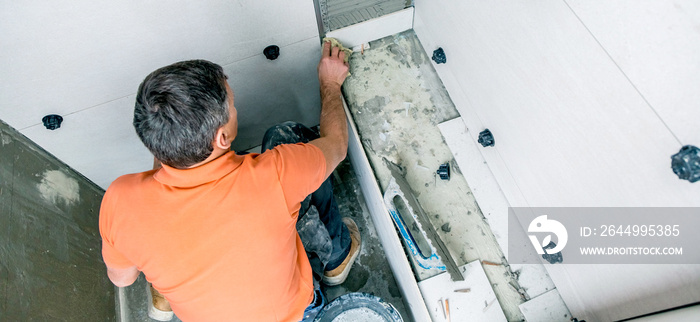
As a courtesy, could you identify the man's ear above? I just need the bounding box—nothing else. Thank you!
[213,127,232,150]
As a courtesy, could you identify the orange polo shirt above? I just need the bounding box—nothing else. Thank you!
[99,144,326,321]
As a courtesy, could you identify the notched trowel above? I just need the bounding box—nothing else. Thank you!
[382,158,464,281]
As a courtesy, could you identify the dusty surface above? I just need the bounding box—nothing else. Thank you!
[0,120,114,321]
[341,30,525,321]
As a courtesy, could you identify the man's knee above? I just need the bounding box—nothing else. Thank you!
[262,121,306,150]
[268,121,303,135]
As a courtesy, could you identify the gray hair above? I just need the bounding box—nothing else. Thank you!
[133,60,229,169]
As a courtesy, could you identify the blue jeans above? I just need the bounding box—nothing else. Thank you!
[261,122,351,277]
[301,283,326,321]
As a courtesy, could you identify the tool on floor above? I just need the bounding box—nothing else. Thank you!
[481,260,501,266]
[383,158,464,281]
[439,298,446,319]
[445,298,451,322]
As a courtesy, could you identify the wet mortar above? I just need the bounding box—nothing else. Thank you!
[340,30,525,321]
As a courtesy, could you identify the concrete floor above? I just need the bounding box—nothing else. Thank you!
[118,159,410,321]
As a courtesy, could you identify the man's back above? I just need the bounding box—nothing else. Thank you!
[100,145,326,321]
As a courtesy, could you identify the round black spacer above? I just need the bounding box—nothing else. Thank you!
[437,162,450,180]
[42,114,63,130]
[263,45,280,60]
[432,47,446,64]
[671,145,700,183]
[478,129,495,147]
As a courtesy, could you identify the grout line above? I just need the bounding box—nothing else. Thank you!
[562,0,683,146]
[19,36,320,133]
[422,29,533,209]
[18,93,135,131]
[220,35,320,68]
[415,7,532,207]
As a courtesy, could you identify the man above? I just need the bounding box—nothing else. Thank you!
[99,41,361,321]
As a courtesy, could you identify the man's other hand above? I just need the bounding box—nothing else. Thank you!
[318,41,350,89]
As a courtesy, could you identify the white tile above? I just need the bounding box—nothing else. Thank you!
[20,37,325,189]
[438,117,510,258]
[20,95,153,190]
[415,1,700,321]
[510,263,555,300]
[519,289,571,322]
[418,261,508,322]
[344,99,432,322]
[415,0,700,209]
[325,7,414,49]
[629,304,700,322]
[566,0,700,144]
[226,37,322,151]
[0,0,318,130]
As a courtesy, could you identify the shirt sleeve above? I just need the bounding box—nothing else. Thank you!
[99,187,136,269]
[271,143,327,213]
[101,239,135,269]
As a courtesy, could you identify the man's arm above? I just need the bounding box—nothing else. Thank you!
[104,159,162,287]
[310,41,350,179]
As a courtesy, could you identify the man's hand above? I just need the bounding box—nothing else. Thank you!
[310,40,350,179]
[318,41,350,90]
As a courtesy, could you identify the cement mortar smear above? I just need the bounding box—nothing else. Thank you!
[341,30,525,321]
[332,308,385,322]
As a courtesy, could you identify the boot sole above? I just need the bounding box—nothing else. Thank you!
[322,246,360,286]
[322,218,361,286]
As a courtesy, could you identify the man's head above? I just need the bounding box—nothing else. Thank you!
[134,60,237,169]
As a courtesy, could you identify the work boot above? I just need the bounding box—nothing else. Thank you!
[147,283,174,321]
[322,217,361,286]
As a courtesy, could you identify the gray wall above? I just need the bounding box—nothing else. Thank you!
[0,120,115,321]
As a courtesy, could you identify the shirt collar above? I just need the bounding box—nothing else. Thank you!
[153,151,244,187]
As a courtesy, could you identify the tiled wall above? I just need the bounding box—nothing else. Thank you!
[1,0,321,189]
